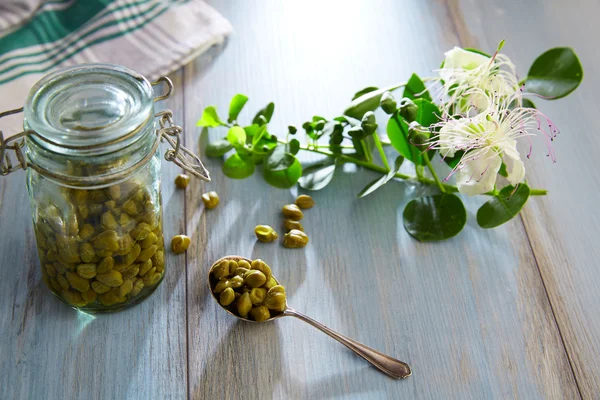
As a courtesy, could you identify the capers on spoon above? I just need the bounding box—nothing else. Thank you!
[208,255,412,379]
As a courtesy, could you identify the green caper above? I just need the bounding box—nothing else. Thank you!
[234,267,249,277]
[138,259,153,276]
[237,259,251,270]
[264,276,278,290]
[115,234,134,256]
[254,225,279,243]
[131,223,152,241]
[108,185,121,200]
[283,219,304,232]
[140,232,158,249]
[283,229,309,248]
[80,243,96,263]
[122,199,139,216]
[136,245,157,263]
[79,224,95,240]
[97,257,114,274]
[237,292,252,317]
[295,194,315,209]
[76,263,97,279]
[212,260,230,280]
[220,287,235,306]
[250,306,271,322]
[268,285,286,295]
[171,235,190,254]
[66,271,90,293]
[249,287,267,305]
[201,191,219,209]
[244,270,267,288]
[92,230,120,251]
[228,260,239,275]
[282,204,303,220]
[264,292,287,311]
[250,259,272,280]
[175,174,190,189]
[214,279,232,293]
[230,275,244,288]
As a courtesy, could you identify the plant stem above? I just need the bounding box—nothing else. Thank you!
[278,139,548,196]
[423,152,445,193]
[360,141,372,162]
[372,134,390,170]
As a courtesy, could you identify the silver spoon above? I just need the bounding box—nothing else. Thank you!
[209,256,412,379]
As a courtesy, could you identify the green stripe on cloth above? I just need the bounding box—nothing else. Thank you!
[0,3,172,85]
[0,1,111,53]
[0,1,168,77]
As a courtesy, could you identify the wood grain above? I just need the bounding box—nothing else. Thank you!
[0,72,188,400]
[183,1,579,398]
[455,0,600,397]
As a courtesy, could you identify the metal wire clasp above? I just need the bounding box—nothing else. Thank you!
[156,109,210,182]
[0,107,31,176]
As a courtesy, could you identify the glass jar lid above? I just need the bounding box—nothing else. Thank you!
[24,64,154,152]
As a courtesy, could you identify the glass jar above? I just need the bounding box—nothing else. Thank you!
[0,64,209,313]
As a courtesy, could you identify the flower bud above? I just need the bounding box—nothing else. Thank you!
[408,122,429,147]
[380,92,397,114]
[399,98,418,122]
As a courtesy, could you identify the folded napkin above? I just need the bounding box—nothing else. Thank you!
[0,0,232,135]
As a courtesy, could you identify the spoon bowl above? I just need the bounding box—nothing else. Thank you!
[208,255,412,379]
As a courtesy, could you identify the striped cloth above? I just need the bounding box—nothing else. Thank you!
[0,0,232,135]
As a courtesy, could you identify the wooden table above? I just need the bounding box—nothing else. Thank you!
[1,0,599,398]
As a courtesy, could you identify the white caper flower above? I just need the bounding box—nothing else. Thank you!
[429,90,559,196]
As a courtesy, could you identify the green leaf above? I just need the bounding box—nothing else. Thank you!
[525,47,583,99]
[521,98,536,109]
[352,86,379,100]
[228,94,248,122]
[344,87,392,119]
[265,144,295,172]
[223,153,255,179]
[403,194,467,241]
[358,156,404,198]
[298,159,337,191]
[263,157,302,188]
[442,150,464,169]
[289,139,300,155]
[205,139,233,157]
[413,98,440,127]
[403,74,432,101]
[196,106,224,127]
[387,112,423,164]
[226,126,246,147]
[252,102,275,125]
[477,184,531,228]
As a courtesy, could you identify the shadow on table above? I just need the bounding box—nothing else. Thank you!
[193,318,379,400]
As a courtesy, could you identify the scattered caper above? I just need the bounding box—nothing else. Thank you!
[171,234,191,254]
[175,174,190,189]
[283,219,303,232]
[295,194,315,209]
[201,191,220,209]
[283,229,309,248]
[282,204,303,220]
[254,225,279,243]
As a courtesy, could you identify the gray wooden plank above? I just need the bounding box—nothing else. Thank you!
[0,72,188,400]
[183,1,579,399]
[455,0,600,397]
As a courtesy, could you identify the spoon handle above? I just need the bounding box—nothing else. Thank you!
[283,307,412,379]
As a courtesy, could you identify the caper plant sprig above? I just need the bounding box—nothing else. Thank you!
[197,43,583,241]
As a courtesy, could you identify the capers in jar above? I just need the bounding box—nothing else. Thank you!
[282,204,303,220]
[254,225,279,243]
[201,191,219,209]
[171,235,190,254]
[283,219,304,232]
[175,174,190,189]
[283,229,309,248]
[209,257,287,322]
[295,194,315,209]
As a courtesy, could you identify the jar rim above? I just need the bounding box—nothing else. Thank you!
[24,63,154,152]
